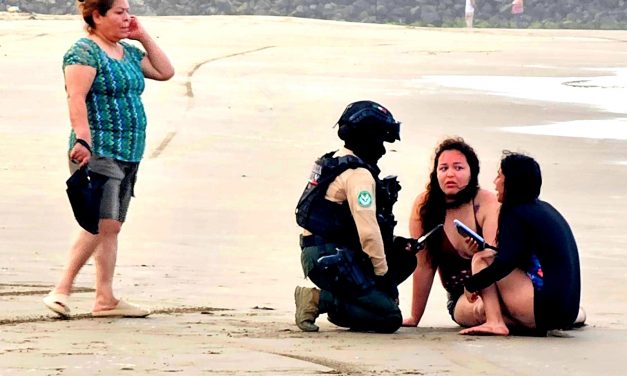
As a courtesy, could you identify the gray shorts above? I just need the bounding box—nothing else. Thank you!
[70,156,139,222]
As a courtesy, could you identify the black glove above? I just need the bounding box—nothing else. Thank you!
[392,236,424,255]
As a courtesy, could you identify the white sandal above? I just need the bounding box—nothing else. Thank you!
[43,292,71,318]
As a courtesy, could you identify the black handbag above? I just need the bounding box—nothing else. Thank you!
[65,167,107,234]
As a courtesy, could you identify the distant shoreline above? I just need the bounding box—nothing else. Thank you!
[2,0,627,30]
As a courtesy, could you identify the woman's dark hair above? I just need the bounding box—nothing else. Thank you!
[496,151,542,243]
[419,137,480,265]
[499,151,542,206]
[78,0,115,31]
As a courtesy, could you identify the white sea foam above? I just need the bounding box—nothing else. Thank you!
[504,118,627,140]
[413,68,627,141]
[418,68,626,114]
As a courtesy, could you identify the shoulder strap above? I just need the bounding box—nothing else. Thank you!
[301,152,376,205]
[326,154,378,179]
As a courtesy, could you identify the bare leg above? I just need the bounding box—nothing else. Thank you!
[53,229,100,295]
[455,294,520,328]
[454,294,485,327]
[494,268,536,329]
[465,13,474,28]
[460,251,509,335]
[92,219,121,312]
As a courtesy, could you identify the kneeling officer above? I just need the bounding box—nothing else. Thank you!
[294,100,420,333]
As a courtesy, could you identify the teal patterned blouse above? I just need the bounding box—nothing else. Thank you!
[63,38,147,162]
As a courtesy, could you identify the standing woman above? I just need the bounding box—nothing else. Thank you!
[43,0,174,318]
[461,152,582,335]
[465,0,477,28]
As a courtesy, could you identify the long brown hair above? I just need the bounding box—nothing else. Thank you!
[419,137,480,265]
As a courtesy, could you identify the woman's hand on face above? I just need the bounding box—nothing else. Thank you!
[402,316,419,327]
[127,16,146,41]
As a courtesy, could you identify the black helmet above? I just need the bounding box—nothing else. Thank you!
[337,100,401,143]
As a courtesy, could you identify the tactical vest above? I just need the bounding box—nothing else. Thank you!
[295,151,399,249]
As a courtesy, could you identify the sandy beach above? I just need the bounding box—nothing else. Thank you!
[1,12,626,375]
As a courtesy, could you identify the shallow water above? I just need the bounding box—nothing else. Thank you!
[419,68,627,141]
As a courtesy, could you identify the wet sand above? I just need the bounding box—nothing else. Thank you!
[1,13,626,375]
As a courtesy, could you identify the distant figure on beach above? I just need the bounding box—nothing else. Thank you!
[465,0,477,28]
[402,137,500,329]
[511,0,524,15]
[460,152,583,336]
[43,0,174,318]
[294,101,422,333]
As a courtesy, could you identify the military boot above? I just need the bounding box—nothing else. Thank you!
[294,286,320,332]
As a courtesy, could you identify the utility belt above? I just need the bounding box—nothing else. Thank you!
[300,234,375,291]
[299,234,329,249]
[317,247,375,291]
[299,234,359,250]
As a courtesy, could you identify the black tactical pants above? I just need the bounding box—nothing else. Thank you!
[300,240,414,333]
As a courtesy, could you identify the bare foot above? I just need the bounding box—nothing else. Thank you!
[459,322,509,336]
[92,298,120,313]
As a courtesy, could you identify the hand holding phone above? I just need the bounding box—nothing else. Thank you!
[454,219,491,250]
[393,224,443,255]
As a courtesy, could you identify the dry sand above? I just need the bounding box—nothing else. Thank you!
[0,12,626,375]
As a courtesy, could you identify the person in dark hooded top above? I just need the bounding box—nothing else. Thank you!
[460,152,583,336]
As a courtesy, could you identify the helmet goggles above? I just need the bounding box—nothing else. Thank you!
[338,101,401,143]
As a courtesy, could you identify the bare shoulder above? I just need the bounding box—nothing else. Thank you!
[474,189,500,220]
[475,188,498,204]
[409,191,428,236]
[410,191,428,213]
[414,191,428,206]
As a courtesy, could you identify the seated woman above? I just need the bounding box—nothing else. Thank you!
[461,152,582,335]
[402,138,500,328]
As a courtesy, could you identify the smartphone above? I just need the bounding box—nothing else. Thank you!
[453,219,485,247]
